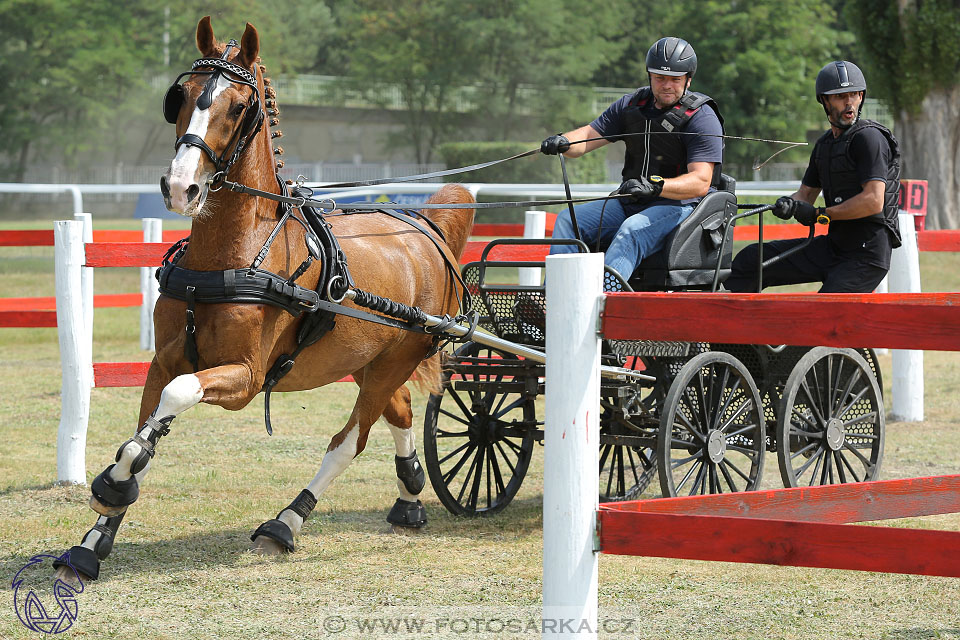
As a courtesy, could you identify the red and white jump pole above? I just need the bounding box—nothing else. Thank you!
[542,253,602,639]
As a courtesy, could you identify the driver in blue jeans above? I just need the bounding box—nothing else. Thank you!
[541,36,724,281]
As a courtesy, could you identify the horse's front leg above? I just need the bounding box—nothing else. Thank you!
[61,363,255,581]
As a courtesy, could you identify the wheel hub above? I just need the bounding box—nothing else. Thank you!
[706,429,726,463]
[825,418,845,451]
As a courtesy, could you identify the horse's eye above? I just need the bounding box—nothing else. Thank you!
[232,104,246,118]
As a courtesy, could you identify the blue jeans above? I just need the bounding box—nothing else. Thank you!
[549,198,694,278]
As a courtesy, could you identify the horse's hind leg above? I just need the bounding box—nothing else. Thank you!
[251,358,426,555]
[381,385,428,529]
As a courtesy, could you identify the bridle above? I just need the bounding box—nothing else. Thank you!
[163,39,265,184]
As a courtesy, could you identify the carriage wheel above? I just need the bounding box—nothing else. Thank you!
[423,342,536,516]
[599,390,657,502]
[776,347,884,487]
[657,352,766,497]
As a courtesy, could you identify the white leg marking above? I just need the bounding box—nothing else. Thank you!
[80,515,110,551]
[110,374,203,482]
[388,423,419,501]
[305,425,360,499]
[275,425,360,538]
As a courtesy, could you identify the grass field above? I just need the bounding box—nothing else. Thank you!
[0,219,958,639]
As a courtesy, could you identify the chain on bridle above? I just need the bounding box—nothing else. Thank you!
[162,39,265,184]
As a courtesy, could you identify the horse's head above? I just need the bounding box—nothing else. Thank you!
[160,17,263,217]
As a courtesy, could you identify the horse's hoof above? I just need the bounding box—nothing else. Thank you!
[88,495,126,518]
[251,535,287,556]
[386,498,427,529]
[52,564,90,588]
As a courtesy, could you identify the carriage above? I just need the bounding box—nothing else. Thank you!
[422,175,885,515]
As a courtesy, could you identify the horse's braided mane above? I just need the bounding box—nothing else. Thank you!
[254,57,285,173]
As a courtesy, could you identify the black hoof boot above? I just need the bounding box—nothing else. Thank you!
[251,519,295,553]
[386,498,427,528]
[90,464,139,517]
[53,546,100,582]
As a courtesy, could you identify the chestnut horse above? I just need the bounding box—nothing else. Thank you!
[56,17,474,581]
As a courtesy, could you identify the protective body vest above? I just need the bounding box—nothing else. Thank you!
[813,119,902,247]
[619,87,724,187]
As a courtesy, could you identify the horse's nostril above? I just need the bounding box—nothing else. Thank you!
[159,176,170,198]
[186,184,200,203]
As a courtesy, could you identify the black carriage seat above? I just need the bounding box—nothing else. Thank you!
[627,174,738,291]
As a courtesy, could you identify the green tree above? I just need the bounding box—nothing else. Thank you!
[843,0,960,229]
[0,0,158,180]
[330,0,635,164]
[647,0,854,172]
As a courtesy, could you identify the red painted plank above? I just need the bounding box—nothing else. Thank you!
[918,230,960,252]
[599,475,960,524]
[471,213,557,238]
[602,292,960,351]
[0,310,57,327]
[732,224,824,241]
[460,241,550,264]
[0,230,54,246]
[0,293,141,311]
[598,509,960,577]
[84,242,171,268]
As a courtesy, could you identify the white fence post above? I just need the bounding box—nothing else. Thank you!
[74,213,94,387]
[519,210,547,286]
[140,218,162,351]
[543,253,602,639]
[889,211,924,421]
[55,221,91,485]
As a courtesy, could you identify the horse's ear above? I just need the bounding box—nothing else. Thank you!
[196,16,217,57]
[237,23,260,69]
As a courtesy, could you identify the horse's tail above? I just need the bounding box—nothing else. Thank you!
[423,183,475,260]
[411,352,442,396]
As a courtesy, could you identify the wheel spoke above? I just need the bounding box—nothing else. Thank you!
[796,446,824,482]
[790,406,818,430]
[492,440,516,478]
[670,452,703,469]
[673,401,706,442]
[836,449,862,483]
[718,460,740,492]
[799,378,827,427]
[835,385,869,420]
[689,460,708,496]
[789,440,821,461]
[721,458,752,483]
[439,442,472,467]
[448,388,474,420]
[454,448,481,503]
[842,441,876,470]
[674,459,701,494]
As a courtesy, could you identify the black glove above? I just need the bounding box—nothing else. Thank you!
[772,196,826,226]
[793,201,825,226]
[540,134,571,155]
[772,196,795,220]
[618,176,664,204]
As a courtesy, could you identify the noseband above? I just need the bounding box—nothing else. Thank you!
[163,40,265,183]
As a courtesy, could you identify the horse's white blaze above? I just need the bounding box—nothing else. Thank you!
[165,75,233,214]
[109,374,203,482]
[388,423,419,501]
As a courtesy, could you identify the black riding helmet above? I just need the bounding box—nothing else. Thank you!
[646,37,697,78]
[815,60,867,121]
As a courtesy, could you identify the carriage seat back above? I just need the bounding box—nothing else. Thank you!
[628,174,737,291]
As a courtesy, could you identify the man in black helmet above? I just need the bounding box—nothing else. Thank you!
[540,36,724,280]
[725,60,901,293]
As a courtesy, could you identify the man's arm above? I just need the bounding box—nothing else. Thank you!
[658,161,715,200]
[822,180,885,220]
[558,124,609,158]
[793,180,884,220]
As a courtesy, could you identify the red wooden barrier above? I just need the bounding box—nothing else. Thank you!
[0,310,57,328]
[601,475,960,524]
[0,293,140,312]
[602,292,960,351]
[597,509,960,577]
[0,229,188,246]
[918,230,960,252]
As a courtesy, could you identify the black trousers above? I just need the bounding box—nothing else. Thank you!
[724,236,889,293]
